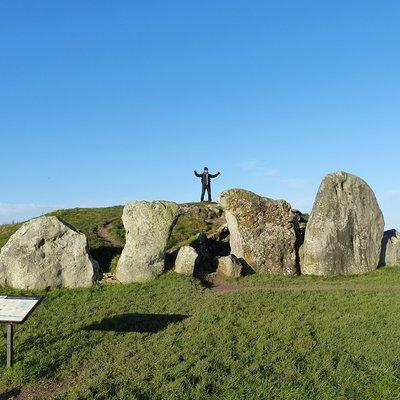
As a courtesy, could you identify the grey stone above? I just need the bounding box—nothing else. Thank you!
[174,246,198,276]
[380,230,400,267]
[116,201,179,283]
[220,189,300,275]
[216,254,243,278]
[301,171,384,276]
[0,216,98,290]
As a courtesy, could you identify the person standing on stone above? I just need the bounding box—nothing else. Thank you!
[194,167,220,202]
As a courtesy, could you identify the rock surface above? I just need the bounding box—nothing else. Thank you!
[174,246,198,275]
[219,189,301,275]
[116,201,179,283]
[178,203,224,221]
[215,254,243,278]
[380,230,400,267]
[0,216,98,290]
[301,171,384,276]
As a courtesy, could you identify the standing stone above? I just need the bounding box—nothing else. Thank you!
[220,189,300,275]
[174,246,198,276]
[116,201,179,283]
[380,230,400,267]
[215,254,243,278]
[0,216,98,290]
[301,171,385,276]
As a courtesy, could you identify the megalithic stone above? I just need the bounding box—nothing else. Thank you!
[116,201,180,283]
[301,171,384,276]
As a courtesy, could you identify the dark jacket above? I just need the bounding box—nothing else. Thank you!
[194,171,220,187]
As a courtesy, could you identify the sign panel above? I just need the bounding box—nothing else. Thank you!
[0,296,42,324]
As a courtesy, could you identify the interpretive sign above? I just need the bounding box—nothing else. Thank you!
[0,296,42,324]
[0,295,42,367]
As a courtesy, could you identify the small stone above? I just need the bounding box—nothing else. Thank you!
[174,246,198,276]
[216,254,243,278]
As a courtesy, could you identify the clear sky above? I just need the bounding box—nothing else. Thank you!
[1,1,399,228]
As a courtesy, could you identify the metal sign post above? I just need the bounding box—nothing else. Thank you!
[0,296,42,368]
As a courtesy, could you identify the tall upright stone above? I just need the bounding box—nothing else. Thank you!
[301,171,384,276]
[220,189,301,275]
[116,201,179,283]
[380,230,400,267]
[0,216,98,290]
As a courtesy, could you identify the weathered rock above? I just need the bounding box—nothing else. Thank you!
[208,225,230,243]
[219,189,301,275]
[380,230,400,267]
[215,254,243,277]
[0,216,98,290]
[174,246,198,276]
[116,201,179,283]
[178,203,224,221]
[301,171,384,276]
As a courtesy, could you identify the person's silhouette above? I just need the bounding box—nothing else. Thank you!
[194,167,220,202]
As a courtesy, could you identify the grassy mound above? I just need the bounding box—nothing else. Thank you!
[1,267,400,399]
[0,203,224,273]
[47,207,125,273]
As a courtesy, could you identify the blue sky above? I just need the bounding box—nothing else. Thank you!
[1,1,399,228]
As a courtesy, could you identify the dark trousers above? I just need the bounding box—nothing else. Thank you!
[201,185,212,202]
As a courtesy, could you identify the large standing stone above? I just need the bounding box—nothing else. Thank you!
[301,171,384,276]
[174,246,198,276]
[116,201,179,283]
[215,254,243,278]
[380,230,400,267]
[219,189,301,275]
[0,216,98,290]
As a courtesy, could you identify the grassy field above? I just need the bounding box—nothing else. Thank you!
[1,267,400,399]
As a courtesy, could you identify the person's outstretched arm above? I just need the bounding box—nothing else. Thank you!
[194,170,201,177]
[209,171,220,178]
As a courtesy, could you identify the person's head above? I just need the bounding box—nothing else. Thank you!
[204,167,209,172]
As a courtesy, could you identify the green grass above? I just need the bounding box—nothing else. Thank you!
[1,267,400,399]
[168,202,223,249]
[47,207,125,272]
[168,214,213,248]
[0,223,22,249]
[47,206,125,248]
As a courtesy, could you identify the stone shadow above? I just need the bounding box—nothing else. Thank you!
[90,246,123,273]
[0,389,21,400]
[379,229,396,267]
[85,313,188,333]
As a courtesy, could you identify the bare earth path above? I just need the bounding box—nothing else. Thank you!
[96,221,122,247]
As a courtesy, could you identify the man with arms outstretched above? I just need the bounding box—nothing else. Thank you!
[194,167,220,202]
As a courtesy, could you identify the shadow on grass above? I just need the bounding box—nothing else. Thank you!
[0,389,20,400]
[90,246,123,273]
[85,313,188,333]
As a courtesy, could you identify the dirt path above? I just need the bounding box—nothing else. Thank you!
[202,273,249,293]
[97,221,121,247]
